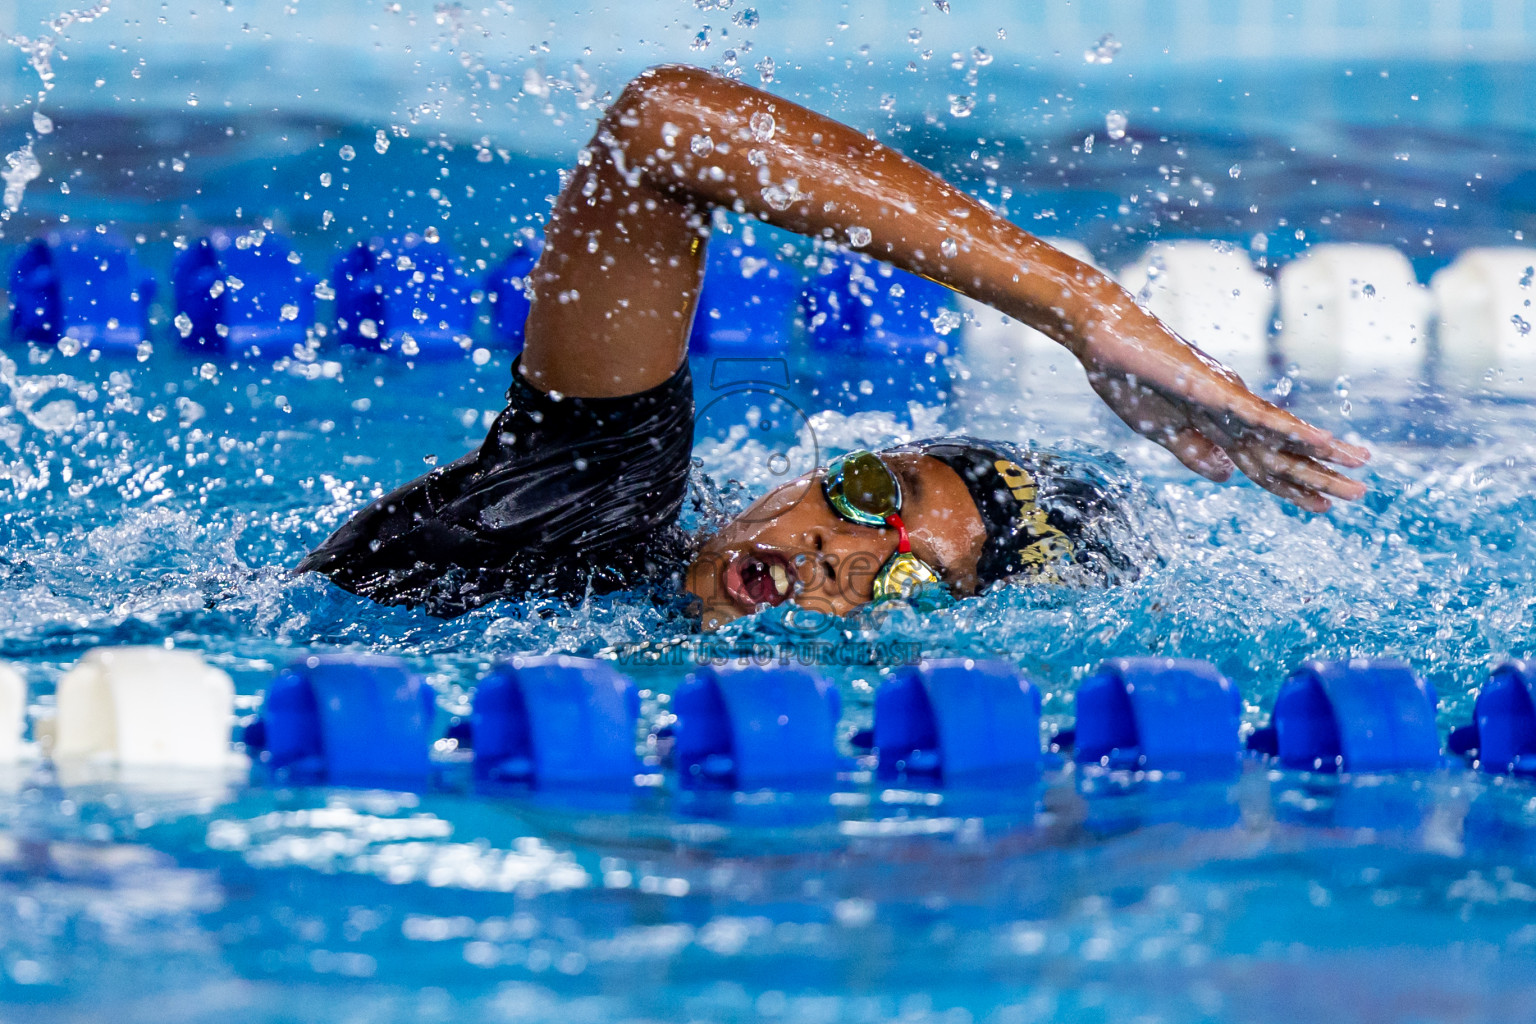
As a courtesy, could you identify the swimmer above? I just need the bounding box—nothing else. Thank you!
[297,64,1370,627]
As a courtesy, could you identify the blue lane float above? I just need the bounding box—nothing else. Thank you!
[484,236,542,349]
[688,236,801,357]
[8,231,156,351]
[172,229,315,353]
[799,251,955,407]
[471,655,639,788]
[801,251,954,357]
[246,655,438,785]
[332,234,473,355]
[1075,658,1244,772]
[874,659,1042,782]
[1255,659,1439,773]
[1450,660,1536,775]
[672,664,842,790]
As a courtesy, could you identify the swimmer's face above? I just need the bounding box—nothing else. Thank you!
[683,452,987,630]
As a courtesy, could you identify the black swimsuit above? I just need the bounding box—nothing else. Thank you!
[298,361,696,617]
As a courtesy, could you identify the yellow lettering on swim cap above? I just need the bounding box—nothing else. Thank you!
[994,459,1037,502]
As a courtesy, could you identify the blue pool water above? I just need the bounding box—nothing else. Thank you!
[4,2,1536,1021]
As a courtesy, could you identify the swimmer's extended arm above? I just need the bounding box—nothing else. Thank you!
[522,64,1369,511]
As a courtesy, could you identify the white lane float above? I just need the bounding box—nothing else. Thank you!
[1117,241,1276,386]
[1276,243,1434,381]
[53,647,235,768]
[1431,247,1536,389]
[0,664,23,763]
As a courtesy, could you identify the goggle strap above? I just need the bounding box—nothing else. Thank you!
[884,512,913,554]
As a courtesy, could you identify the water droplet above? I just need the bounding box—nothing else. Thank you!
[750,112,775,142]
[338,145,356,161]
[374,129,390,155]
[931,309,962,335]
[401,336,420,357]
[732,8,758,28]
[58,335,81,356]
[31,110,52,134]
[1105,110,1127,140]
[691,27,710,51]
[1229,164,1242,179]
[424,226,440,243]
[933,0,949,11]
[472,347,492,365]
[846,226,872,248]
[755,56,775,83]
[280,304,300,322]
[320,172,332,187]
[908,28,922,44]
[940,237,958,258]
[690,134,714,156]
[314,280,335,300]
[359,319,380,340]
[1084,33,1121,64]
[949,94,975,118]
[971,47,993,66]
[760,181,798,211]
[1514,315,1532,337]
[1083,134,1094,154]
[198,362,219,380]
[174,313,194,337]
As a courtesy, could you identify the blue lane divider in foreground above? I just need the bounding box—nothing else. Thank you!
[172,229,315,354]
[1449,660,1536,775]
[332,233,473,355]
[246,655,438,785]
[1251,659,1440,773]
[224,652,1488,798]
[875,659,1041,782]
[672,664,842,790]
[8,231,156,352]
[471,655,639,788]
[1076,658,1244,771]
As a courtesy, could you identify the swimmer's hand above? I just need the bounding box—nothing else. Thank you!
[1076,313,1370,512]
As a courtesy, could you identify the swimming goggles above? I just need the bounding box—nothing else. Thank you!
[821,450,946,602]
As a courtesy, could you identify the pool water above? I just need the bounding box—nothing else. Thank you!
[4,4,1536,1021]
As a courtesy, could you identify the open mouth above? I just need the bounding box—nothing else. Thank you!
[723,549,798,611]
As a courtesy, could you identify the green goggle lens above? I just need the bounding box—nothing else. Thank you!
[823,450,901,527]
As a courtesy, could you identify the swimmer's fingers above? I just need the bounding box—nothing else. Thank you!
[1136,394,1236,482]
[1208,428,1368,512]
[1206,387,1371,469]
[1164,427,1236,483]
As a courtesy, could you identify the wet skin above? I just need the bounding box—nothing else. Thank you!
[685,453,987,630]
[511,63,1372,624]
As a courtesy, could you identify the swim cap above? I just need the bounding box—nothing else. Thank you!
[887,436,1149,586]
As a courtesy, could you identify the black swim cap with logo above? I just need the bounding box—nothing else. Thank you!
[885,436,1151,586]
